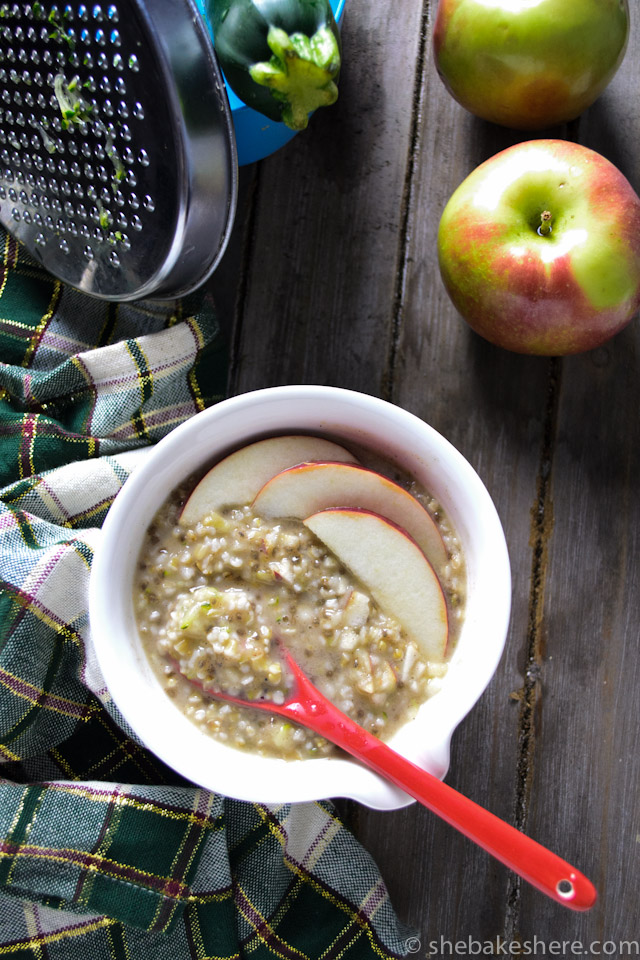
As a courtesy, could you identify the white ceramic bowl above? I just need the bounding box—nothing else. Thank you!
[89,386,511,810]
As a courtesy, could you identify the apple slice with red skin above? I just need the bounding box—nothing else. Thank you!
[180,435,358,524]
[253,460,448,571]
[304,508,449,661]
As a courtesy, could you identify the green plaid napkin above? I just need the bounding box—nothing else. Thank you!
[0,231,412,958]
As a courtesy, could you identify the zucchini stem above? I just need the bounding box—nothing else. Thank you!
[249,25,340,131]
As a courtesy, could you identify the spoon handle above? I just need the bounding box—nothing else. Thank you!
[284,665,597,912]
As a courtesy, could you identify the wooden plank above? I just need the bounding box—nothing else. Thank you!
[228,0,427,396]
[516,15,640,942]
[346,10,556,941]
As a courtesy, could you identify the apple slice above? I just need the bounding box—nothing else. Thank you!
[304,508,449,661]
[180,435,358,524]
[253,461,448,570]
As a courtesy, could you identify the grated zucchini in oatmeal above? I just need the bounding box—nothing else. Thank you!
[134,467,465,761]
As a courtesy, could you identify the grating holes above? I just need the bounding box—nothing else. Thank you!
[95,28,104,44]
[84,244,94,258]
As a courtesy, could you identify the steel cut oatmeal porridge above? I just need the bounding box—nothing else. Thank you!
[133,439,466,761]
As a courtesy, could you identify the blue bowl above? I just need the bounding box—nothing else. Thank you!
[195,0,346,165]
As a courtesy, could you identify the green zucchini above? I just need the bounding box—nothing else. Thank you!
[209,0,341,131]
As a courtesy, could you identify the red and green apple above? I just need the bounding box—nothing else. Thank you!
[437,139,640,355]
[304,508,449,661]
[180,435,358,524]
[433,0,629,130]
[253,460,448,569]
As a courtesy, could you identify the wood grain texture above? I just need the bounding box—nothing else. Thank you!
[215,0,640,949]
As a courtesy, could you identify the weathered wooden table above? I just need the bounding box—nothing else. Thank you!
[212,1,639,951]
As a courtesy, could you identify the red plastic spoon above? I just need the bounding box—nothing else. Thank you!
[178,651,596,912]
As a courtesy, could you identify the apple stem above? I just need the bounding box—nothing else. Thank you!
[538,211,552,237]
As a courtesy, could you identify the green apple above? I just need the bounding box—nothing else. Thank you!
[433,0,630,130]
[437,139,640,355]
